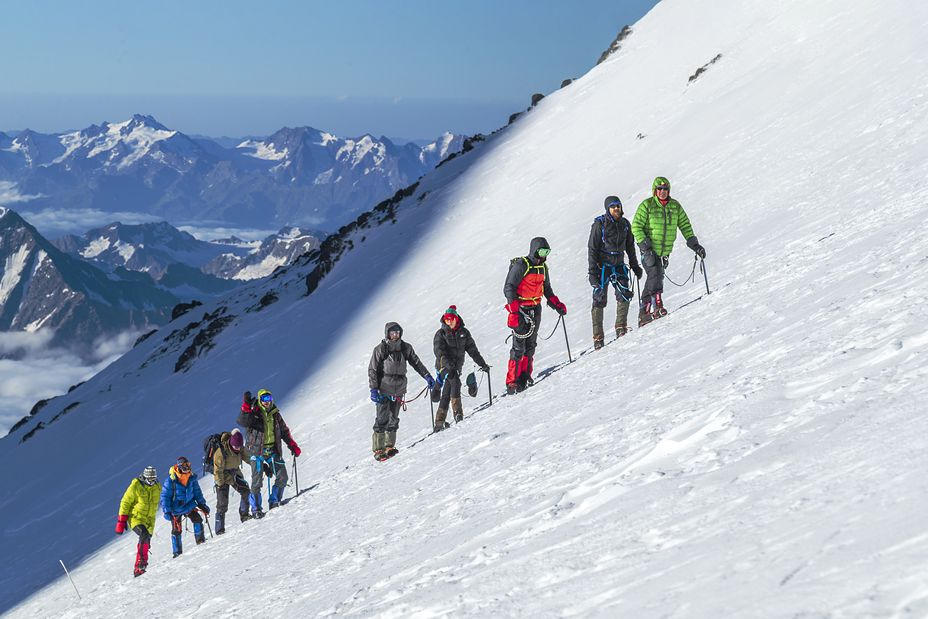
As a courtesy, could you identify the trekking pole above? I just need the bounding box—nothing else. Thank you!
[59,560,82,600]
[486,367,493,407]
[293,455,299,495]
[561,317,573,363]
[202,509,213,538]
[701,258,711,295]
[429,394,435,428]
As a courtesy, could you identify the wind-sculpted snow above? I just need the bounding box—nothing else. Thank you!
[3,0,928,616]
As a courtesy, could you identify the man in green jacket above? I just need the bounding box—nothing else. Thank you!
[116,466,161,577]
[631,176,707,327]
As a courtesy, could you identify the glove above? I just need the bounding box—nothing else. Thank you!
[548,295,567,316]
[589,273,600,287]
[632,264,643,279]
[662,256,670,269]
[686,236,706,259]
[641,249,657,268]
[116,515,128,535]
[163,511,172,521]
[370,388,381,403]
[425,375,437,390]
[505,300,520,314]
[479,364,490,373]
[199,504,210,516]
[241,392,255,413]
[507,312,521,328]
[291,444,301,457]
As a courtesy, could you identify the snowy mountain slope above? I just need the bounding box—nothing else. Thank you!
[4,0,928,616]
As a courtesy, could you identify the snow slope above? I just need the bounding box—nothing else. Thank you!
[3,0,928,616]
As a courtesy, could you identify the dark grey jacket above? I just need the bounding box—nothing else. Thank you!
[588,207,640,284]
[368,322,429,398]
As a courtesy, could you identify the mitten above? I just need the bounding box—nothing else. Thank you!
[589,272,600,287]
[241,392,255,413]
[479,364,490,373]
[291,444,301,457]
[632,264,643,279]
[686,236,706,259]
[163,511,172,521]
[505,300,520,314]
[548,295,567,316]
[370,388,381,403]
[425,375,437,390]
[116,514,128,534]
[507,312,521,328]
[199,504,210,516]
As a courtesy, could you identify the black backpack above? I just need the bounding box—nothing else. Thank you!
[202,433,225,475]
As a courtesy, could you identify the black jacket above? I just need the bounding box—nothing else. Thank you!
[504,237,556,306]
[433,316,487,375]
[588,207,640,285]
[236,397,296,458]
[368,322,429,397]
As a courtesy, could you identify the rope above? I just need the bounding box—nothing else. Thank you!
[663,254,699,287]
[539,314,564,341]
[506,307,536,344]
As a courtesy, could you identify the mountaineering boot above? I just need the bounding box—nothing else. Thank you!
[269,486,282,509]
[505,358,520,395]
[591,306,605,346]
[215,512,226,535]
[434,407,449,432]
[194,523,206,545]
[638,301,654,327]
[249,493,265,519]
[451,397,464,423]
[385,431,398,458]
[615,301,630,336]
[373,431,388,461]
[240,509,251,523]
[653,293,668,317]
[134,541,150,576]
[172,534,183,558]
[239,497,250,521]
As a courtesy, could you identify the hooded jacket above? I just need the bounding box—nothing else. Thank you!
[119,476,162,532]
[588,201,640,283]
[160,466,207,517]
[213,431,246,487]
[631,177,695,257]
[368,322,430,398]
[504,237,556,307]
[433,314,487,375]
[236,389,297,458]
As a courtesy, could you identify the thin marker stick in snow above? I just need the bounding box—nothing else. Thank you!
[59,560,81,600]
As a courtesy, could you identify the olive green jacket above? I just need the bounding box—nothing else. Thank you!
[118,477,162,532]
[213,432,246,487]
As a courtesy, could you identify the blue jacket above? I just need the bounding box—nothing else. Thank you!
[160,466,207,518]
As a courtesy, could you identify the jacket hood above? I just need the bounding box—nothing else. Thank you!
[529,237,550,261]
[257,388,274,411]
[384,322,403,339]
[169,466,197,483]
[652,176,671,195]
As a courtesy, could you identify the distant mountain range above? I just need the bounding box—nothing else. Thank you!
[0,115,465,232]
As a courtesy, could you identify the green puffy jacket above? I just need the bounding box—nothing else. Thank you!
[118,477,162,532]
[631,176,696,257]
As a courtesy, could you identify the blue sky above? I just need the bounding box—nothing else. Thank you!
[1,0,659,140]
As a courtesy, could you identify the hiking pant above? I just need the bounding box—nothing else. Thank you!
[133,525,151,569]
[640,253,665,305]
[373,396,402,433]
[171,510,204,552]
[507,303,541,385]
[438,371,462,409]
[249,453,288,495]
[216,473,250,516]
[592,264,632,337]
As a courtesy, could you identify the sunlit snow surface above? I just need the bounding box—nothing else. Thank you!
[3,0,928,617]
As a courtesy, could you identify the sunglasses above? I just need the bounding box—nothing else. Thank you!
[260,394,273,403]
[537,248,551,257]
[608,201,622,209]
[655,185,670,191]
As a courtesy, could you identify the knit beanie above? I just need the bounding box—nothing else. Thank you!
[442,305,460,323]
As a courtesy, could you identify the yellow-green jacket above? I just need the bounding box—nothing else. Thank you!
[118,477,162,533]
[631,176,696,257]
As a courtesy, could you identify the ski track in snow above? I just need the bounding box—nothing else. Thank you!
[4,0,928,617]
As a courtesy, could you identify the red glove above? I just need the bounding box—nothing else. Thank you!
[548,296,567,316]
[505,300,520,314]
[116,514,129,534]
[291,444,301,457]
[241,391,255,413]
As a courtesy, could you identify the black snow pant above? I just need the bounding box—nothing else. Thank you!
[640,254,665,305]
[216,473,250,516]
[438,372,462,409]
[373,396,403,433]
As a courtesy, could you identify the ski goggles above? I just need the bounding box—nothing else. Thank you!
[260,394,273,403]
[536,248,551,257]
[177,461,191,474]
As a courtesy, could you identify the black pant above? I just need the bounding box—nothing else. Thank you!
[592,264,632,308]
[641,254,665,303]
[373,397,402,432]
[438,372,461,408]
[216,473,250,515]
[132,524,151,545]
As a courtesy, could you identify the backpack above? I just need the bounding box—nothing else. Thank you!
[202,433,225,476]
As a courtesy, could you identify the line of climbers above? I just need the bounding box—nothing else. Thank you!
[113,176,706,578]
